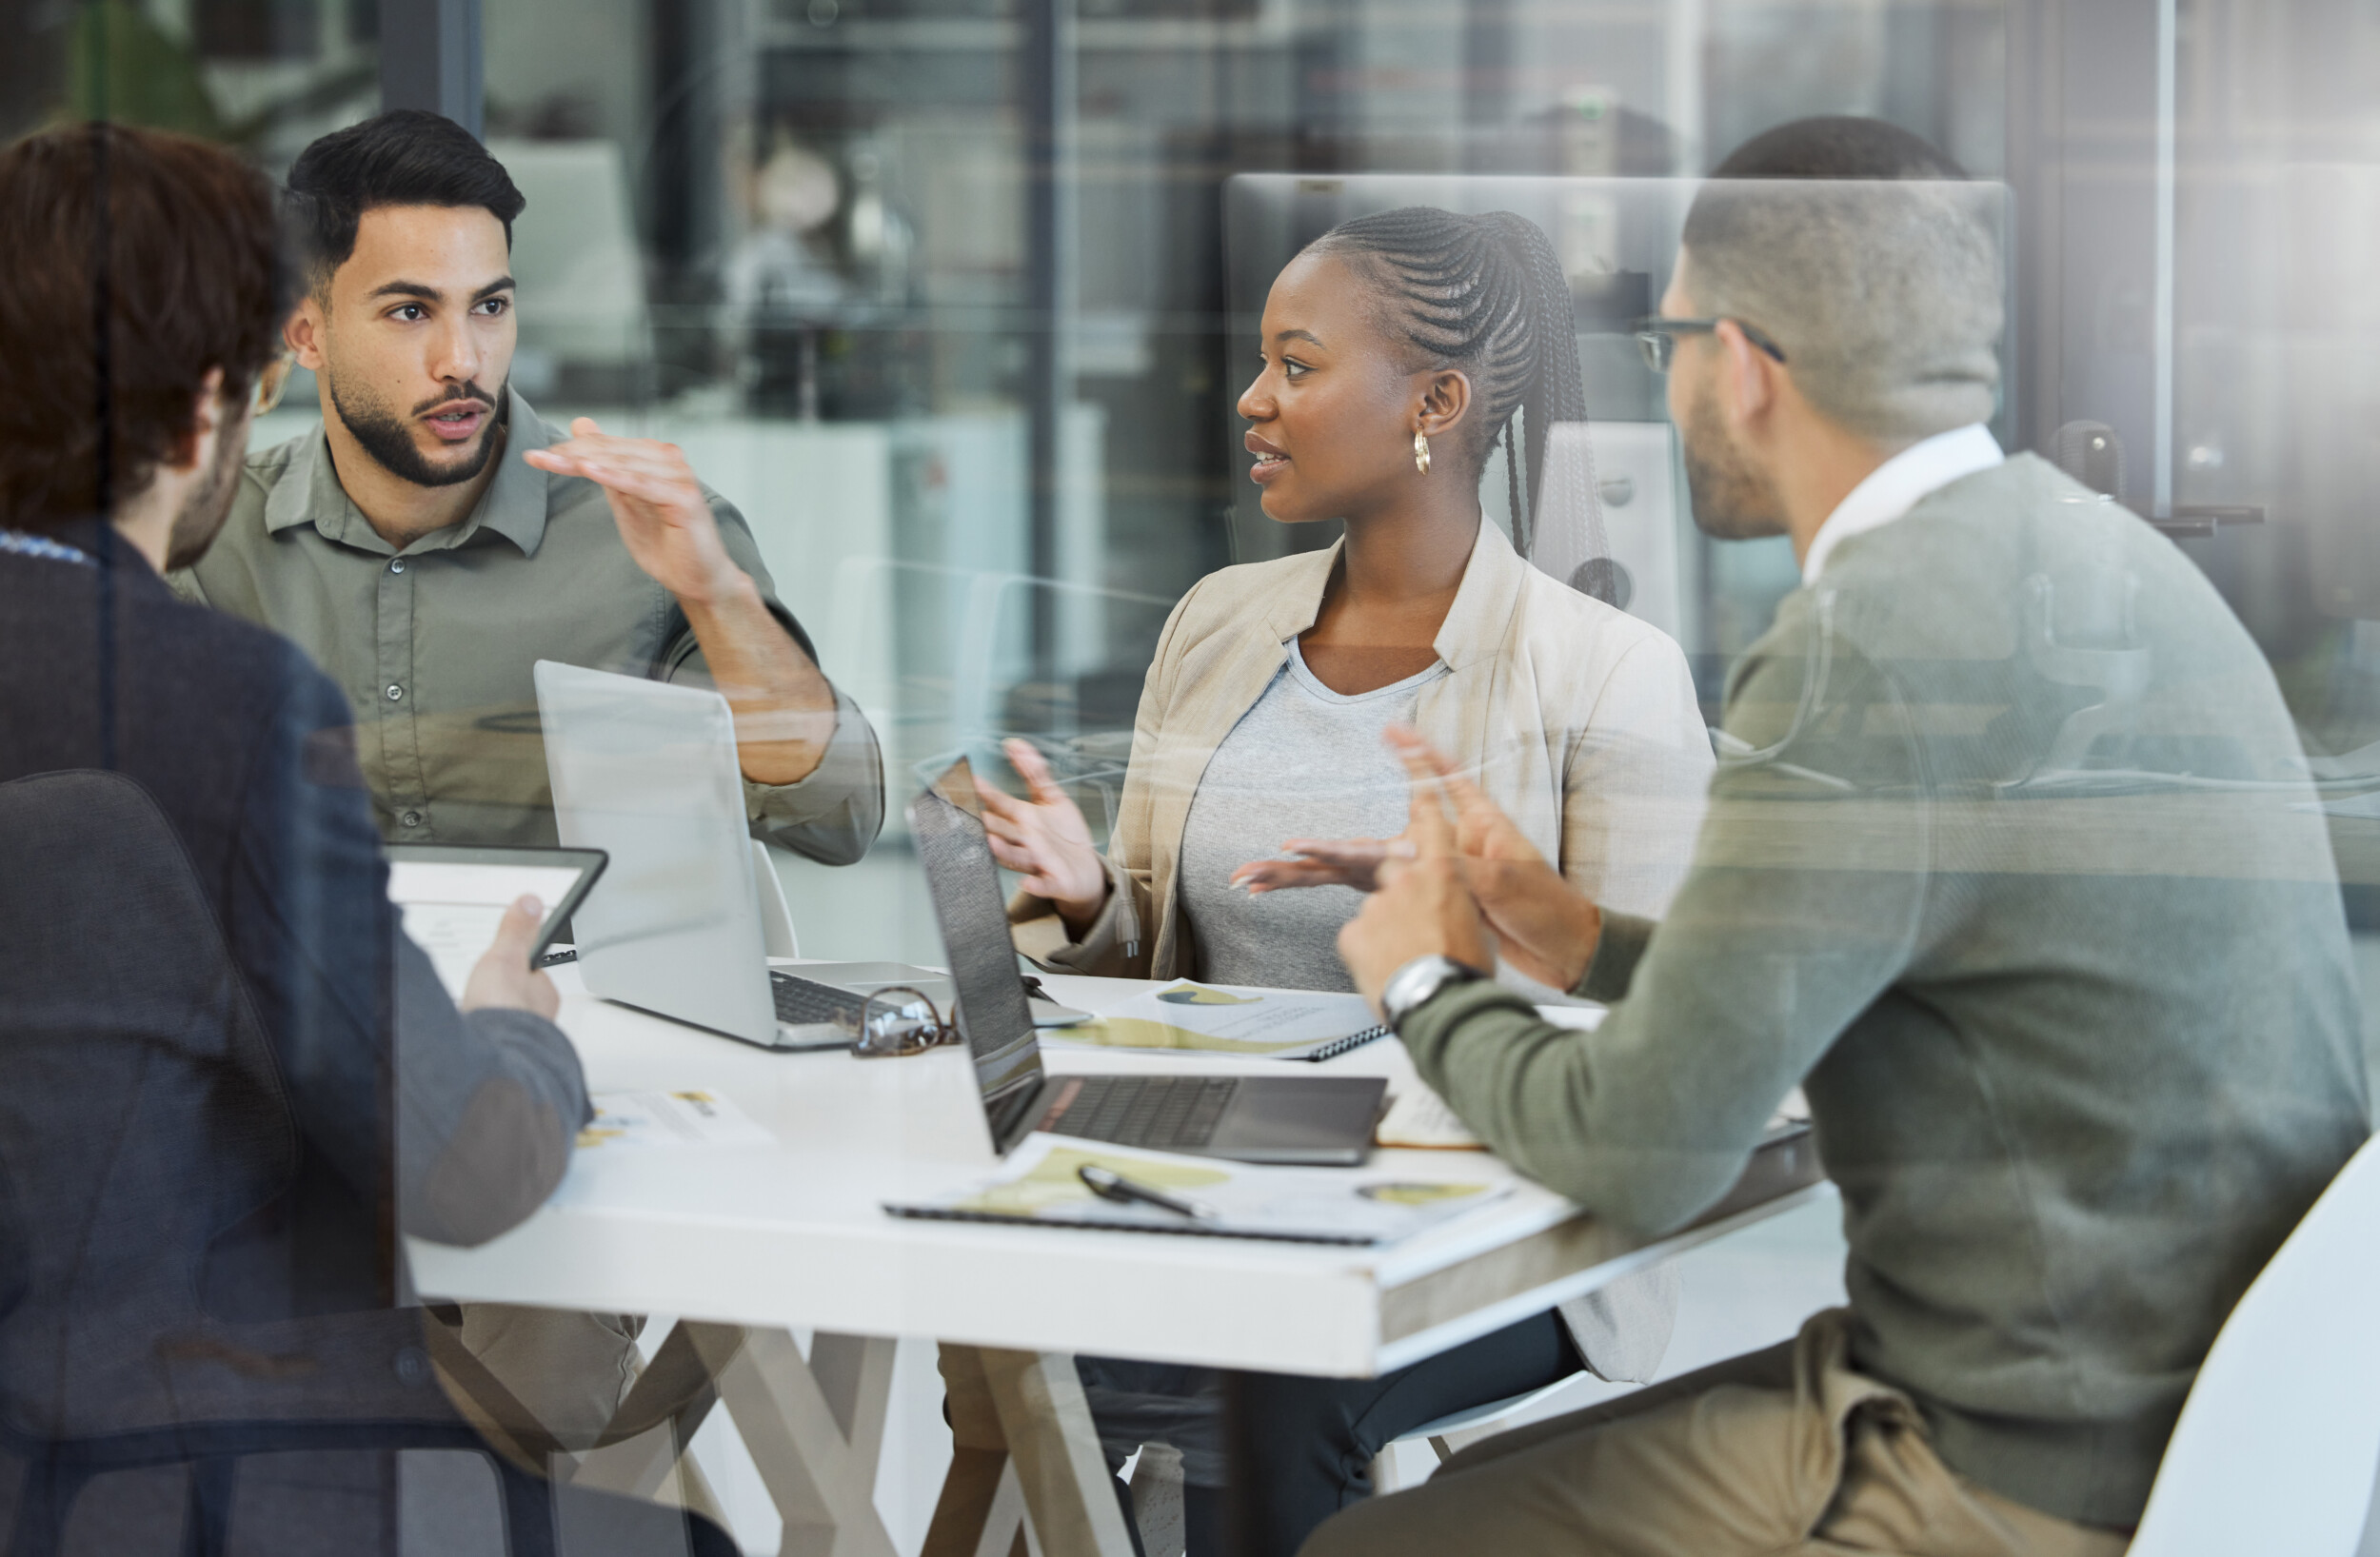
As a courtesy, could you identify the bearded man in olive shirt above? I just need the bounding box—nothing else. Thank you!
[177,110,884,1467]
[179,109,883,862]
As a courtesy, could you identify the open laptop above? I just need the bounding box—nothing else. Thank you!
[535,660,948,1049]
[909,759,1385,1167]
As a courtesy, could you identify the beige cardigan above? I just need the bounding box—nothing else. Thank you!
[1011,521,1716,1381]
[1012,520,1712,981]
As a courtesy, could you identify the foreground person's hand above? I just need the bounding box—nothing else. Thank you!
[980,739,1109,934]
[1381,727,1602,992]
[460,896,562,1020]
[1338,759,1496,1015]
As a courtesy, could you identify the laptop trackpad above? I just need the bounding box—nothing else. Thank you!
[1207,1077,1385,1167]
[801,960,956,1003]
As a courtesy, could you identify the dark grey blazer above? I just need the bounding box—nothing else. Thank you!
[0,522,588,1441]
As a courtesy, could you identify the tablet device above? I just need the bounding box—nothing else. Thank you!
[386,844,607,998]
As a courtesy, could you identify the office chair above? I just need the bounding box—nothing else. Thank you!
[2126,1132,2380,1557]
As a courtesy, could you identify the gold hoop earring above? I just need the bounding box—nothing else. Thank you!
[1413,431,1432,475]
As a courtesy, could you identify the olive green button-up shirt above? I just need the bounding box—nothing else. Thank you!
[176,389,883,862]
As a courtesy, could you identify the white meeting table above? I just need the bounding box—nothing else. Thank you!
[408,965,1828,1557]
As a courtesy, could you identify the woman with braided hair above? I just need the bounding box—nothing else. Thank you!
[981,207,1715,1555]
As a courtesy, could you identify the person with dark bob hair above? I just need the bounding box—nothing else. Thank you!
[0,120,739,1554]
[983,205,1715,1556]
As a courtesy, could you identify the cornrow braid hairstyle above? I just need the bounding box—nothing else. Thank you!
[1307,207,1605,581]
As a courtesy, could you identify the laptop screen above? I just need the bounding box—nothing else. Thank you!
[906,763,1044,1111]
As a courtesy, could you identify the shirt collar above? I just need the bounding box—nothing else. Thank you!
[1801,423,2003,585]
[1261,519,1530,672]
[262,384,556,557]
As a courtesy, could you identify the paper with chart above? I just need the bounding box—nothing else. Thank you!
[387,858,589,997]
[887,1133,1510,1245]
[577,1090,776,1153]
[1045,980,1386,1060]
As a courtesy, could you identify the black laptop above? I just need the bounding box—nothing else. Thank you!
[908,759,1384,1168]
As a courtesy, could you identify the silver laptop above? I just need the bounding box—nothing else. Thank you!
[534,660,944,1049]
[910,759,1384,1167]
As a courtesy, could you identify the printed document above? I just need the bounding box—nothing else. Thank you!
[888,1133,1509,1245]
[1047,980,1384,1060]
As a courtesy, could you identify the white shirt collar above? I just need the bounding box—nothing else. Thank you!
[1800,423,2003,585]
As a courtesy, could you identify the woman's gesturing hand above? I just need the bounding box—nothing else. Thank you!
[1230,837,1394,895]
[981,739,1111,934]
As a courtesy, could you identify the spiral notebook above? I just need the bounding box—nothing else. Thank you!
[1041,980,1390,1062]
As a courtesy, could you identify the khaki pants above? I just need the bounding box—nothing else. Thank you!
[1299,1311,2132,1557]
[444,1304,645,1457]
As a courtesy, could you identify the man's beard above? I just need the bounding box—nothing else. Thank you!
[1679,377,1787,542]
[162,404,251,571]
[327,371,507,488]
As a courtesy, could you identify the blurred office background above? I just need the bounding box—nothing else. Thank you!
[12,3,2380,1546]
[17,0,2380,957]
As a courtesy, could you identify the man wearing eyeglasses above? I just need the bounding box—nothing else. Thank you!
[1299,117,2370,1557]
[174,108,884,1475]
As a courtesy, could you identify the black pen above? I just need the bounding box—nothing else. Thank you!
[1078,1162,1218,1222]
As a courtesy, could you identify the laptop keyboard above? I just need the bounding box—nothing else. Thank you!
[1048,1075,1240,1152]
[769,972,867,1026]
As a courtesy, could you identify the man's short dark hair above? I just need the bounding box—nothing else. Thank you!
[285,109,526,294]
[0,123,288,532]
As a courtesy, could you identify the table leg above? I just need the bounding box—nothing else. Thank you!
[684,1325,902,1557]
[924,1345,1133,1557]
[565,1321,899,1557]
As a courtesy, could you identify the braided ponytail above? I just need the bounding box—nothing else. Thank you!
[1306,207,1605,579]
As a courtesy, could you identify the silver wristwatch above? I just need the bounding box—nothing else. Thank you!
[1379,955,1486,1031]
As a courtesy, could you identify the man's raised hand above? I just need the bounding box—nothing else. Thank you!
[1336,739,1496,1014]
[526,418,743,607]
[1380,726,1604,994]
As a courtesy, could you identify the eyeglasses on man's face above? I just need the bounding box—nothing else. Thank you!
[1632,317,1790,374]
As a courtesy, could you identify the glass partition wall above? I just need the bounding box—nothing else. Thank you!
[12,1,2380,1549]
[466,0,2027,960]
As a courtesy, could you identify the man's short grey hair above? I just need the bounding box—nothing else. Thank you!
[1679,179,2003,445]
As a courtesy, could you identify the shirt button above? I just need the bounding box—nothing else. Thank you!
[385,683,404,702]
[389,559,406,574]
[401,810,423,829]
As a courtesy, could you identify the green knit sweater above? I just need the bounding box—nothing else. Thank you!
[1401,454,2370,1527]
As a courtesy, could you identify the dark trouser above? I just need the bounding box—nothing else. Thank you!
[1085,1309,1578,1557]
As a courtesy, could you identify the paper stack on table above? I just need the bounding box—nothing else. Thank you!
[884,1133,1510,1245]
[1041,980,1388,1062]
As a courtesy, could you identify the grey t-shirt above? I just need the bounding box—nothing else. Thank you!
[1177,641,1448,989]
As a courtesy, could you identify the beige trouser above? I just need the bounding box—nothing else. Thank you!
[430,1304,730,1525]
[1299,1310,2133,1557]
[440,1304,645,1459]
